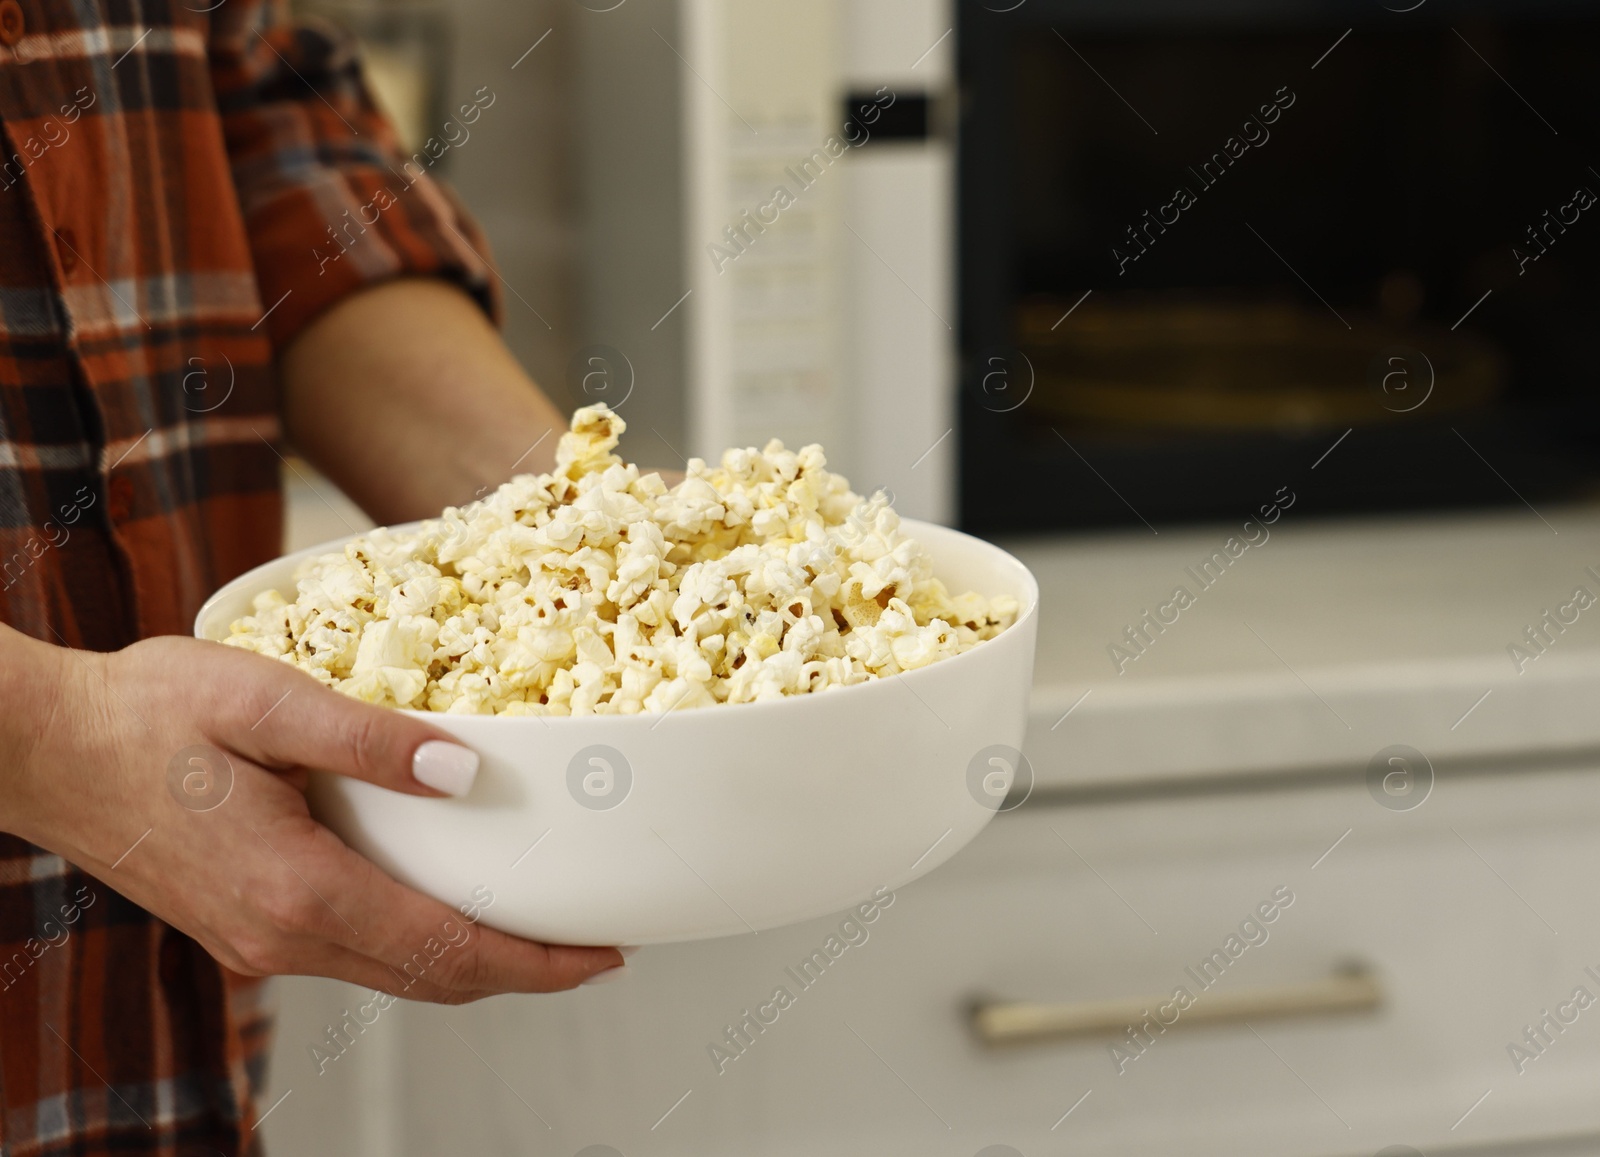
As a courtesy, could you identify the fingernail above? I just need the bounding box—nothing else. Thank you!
[581,963,628,986]
[413,741,479,797]
[618,946,641,959]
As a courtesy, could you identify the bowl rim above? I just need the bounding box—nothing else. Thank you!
[193,517,1039,725]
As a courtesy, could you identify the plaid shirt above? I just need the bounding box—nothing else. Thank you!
[0,0,496,1152]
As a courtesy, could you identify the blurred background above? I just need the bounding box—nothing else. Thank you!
[264,1,1600,1154]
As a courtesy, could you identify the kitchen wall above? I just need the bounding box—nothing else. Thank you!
[441,0,584,402]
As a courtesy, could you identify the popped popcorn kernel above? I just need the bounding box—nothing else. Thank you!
[226,404,1016,714]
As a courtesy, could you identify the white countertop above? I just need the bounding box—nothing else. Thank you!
[1008,503,1600,789]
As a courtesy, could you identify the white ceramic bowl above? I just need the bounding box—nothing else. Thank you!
[194,520,1038,945]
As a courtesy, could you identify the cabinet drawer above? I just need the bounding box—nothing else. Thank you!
[263,760,1600,1157]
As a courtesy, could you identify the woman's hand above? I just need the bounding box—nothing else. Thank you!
[0,627,622,1003]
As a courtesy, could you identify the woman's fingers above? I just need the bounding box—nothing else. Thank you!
[252,936,489,1006]
[201,644,480,798]
[55,636,618,1006]
[253,816,622,996]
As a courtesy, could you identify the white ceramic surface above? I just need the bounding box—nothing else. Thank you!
[194,520,1038,946]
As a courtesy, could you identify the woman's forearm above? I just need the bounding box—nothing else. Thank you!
[279,277,569,524]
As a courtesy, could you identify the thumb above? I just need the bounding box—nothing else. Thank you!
[217,652,479,798]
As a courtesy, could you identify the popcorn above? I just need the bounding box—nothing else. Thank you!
[225,404,1018,715]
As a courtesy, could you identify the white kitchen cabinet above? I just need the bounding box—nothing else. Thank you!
[262,759,1600,1156]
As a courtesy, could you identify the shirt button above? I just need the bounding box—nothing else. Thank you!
[0,1,24,48]
[107,474,134,521]
[53,227,77,275]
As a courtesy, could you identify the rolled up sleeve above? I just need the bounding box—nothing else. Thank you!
[207,0,501,350]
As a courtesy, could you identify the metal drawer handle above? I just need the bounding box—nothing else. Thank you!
[971,962,1381,1047]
